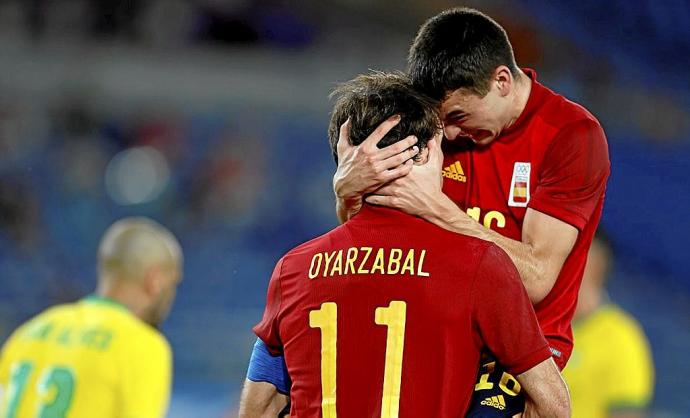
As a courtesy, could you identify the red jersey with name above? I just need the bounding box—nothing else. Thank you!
[254,205,551,418]
[441,69,610,369]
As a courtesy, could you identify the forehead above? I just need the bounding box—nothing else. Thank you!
[440,89,484,115]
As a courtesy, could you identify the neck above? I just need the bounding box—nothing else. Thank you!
[96,280,148,321]
[503,70,532,131]
[574,290,604,320]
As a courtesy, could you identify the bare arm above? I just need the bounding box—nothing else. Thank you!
[238,380,289,418]
[423,194,577,303]
[518,358,571,418]
[366,139,577,304]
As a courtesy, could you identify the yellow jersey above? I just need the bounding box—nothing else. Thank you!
[0,295,172,418]
[563,304,654,418]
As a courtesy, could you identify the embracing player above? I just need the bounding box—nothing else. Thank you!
[334,8,610,416]
[0,218,182,418]
[240,72,569,418]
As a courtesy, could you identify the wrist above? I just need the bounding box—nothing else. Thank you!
[426,194,475,234]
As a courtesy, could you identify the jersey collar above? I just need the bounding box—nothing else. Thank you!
[82,294,130,313]
[502,68,543,136]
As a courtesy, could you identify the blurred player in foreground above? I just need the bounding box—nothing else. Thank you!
[239,72,569,418]
[563,231,654,417]
[0,217,182,418]
[333,7,609,416]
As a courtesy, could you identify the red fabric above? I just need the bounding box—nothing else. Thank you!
[441,69,610,368]
[254,205,549,417]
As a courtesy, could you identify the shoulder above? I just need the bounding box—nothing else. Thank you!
[130,321,170,352]
[106,311,170,358]
[536,81,602,129]
[11,303,74,338]
[279,225,348,270]
[532,82,607,150]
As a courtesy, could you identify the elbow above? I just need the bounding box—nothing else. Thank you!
[526,264,558,304]
[526,280,552,305]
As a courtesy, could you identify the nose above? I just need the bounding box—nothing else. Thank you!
[443,124,462,141]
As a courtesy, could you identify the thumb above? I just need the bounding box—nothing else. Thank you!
[337,118,353,156]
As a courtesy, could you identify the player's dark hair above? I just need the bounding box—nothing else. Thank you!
[408,7,519,99]
[328,71,440,164]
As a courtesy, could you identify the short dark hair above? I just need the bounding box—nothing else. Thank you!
[408,7,518,99]
[328,72,440,164]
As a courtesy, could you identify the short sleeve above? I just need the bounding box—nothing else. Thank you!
[529,119,610,230]
[253,257,285,355]
[472,245,551,375]
[121,333,172,418]
[606,317,655,411]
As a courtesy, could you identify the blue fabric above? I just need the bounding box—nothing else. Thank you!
[246,338,291,394]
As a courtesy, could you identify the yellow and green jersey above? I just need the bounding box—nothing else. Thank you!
[0,295,172,418]
[563,304,654,418]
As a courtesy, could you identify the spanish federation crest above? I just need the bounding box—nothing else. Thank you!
[508,162,531,207]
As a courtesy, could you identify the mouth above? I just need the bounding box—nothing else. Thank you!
[466,130,493,144]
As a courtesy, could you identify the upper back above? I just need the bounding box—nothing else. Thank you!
[0,296,169,418]
[261,206,524,417]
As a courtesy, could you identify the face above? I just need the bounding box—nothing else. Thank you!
[439,87,507,145]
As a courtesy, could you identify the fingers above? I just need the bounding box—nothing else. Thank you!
[378,159,413,183]
[378,145,418,171]
[365,194,394,207]
[377,135,418,160]
[361,115,401,150]
[336,118,352,155]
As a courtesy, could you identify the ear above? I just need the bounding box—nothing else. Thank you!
[493,65,513,97]
[144,265,165,299]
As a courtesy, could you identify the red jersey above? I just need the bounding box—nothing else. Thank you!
[441,69,610,369]
[255,205,551,418]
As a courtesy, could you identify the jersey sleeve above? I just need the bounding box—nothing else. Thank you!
[120,332,172,418]
[529,119,610,231]
[253,257,285,356]
[471,245,552,375]
[605,316,655,411]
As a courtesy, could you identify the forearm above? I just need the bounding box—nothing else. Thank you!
[523,395,571,418]
[422,195,554,303]
[238,380,289,418]
[519,359,571,418]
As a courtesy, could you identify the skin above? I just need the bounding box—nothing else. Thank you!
[573,240,646,418]
[243,147,569,418]
[95,217,183,328]
[518,358,571,418]
[238,380,289,418]
[574,238,610,320]
[334,66,579,304]
[237,358,570,418]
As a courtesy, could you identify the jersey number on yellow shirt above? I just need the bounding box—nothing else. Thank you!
[5,360,75,418]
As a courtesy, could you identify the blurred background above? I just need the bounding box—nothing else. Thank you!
[0,0,688,416]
